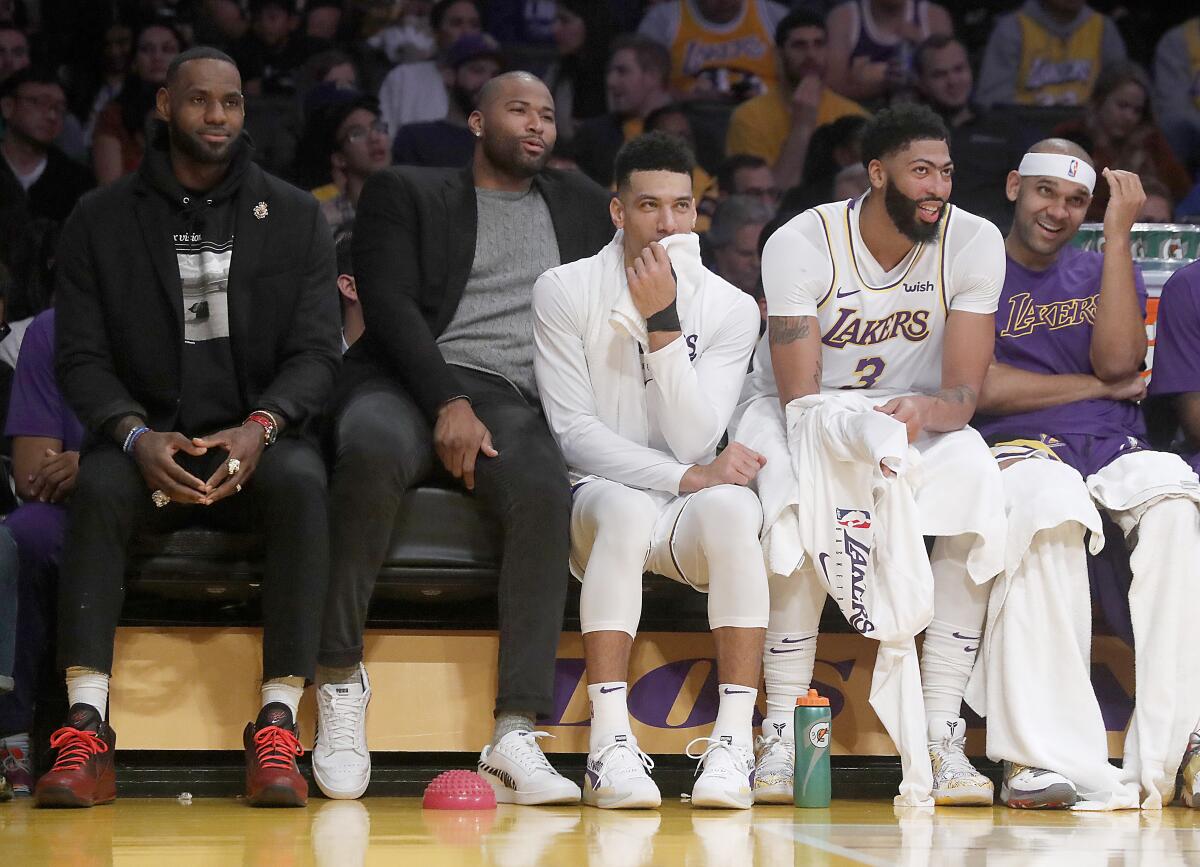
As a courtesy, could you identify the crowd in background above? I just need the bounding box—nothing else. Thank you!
[2,0,1200,375]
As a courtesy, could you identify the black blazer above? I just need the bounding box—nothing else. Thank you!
[55,161,340,446]
[346,163,614,418]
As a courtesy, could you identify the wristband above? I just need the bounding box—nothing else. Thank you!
[645,299,681,333]
[123,425,150,455]
[245,411,278,446]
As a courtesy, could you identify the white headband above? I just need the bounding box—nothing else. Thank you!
[1018,153,1096,194]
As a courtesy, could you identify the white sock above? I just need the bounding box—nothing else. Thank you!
[763,629,817,720]
[65,666,110,718]
[920,619,979,733]
[762,715,794,746]
[261,676,305,718]
[3,732,29,758]
[587,682,632,751]
[713,684,757,748]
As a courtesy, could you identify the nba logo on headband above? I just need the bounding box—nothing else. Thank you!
[1017,152,1097,194]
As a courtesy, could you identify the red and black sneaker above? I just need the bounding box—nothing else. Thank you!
[244,702,307,807]
[34,704,117,808]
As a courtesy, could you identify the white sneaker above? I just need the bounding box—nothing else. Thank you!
[687,736,754,809]
[478,730,581,805]
[752,731,795,804]
[928,718,992,807]
[583,733,660,809]
[1001,761,1078,809]
[312,664,372,800]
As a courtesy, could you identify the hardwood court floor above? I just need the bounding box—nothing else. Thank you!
[5,796,1200,866]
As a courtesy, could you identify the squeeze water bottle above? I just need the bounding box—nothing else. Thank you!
[793,689,831,807]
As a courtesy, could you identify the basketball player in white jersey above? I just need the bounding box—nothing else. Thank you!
[742,104,1007,805]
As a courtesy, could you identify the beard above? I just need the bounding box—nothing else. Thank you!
[480,131,550,179]
[883,180,944,243]
[170,122,236,166]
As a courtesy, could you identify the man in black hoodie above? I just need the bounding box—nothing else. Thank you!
[36,47,340,809]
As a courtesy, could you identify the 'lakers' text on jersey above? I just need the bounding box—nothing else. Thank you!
[755,195,1006,398]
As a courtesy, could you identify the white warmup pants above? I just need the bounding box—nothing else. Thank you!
[1092,452,1200,808]
[570,479,770,637]
[978,449,1200,809]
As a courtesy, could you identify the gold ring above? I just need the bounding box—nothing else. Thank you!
[226,458,241,476]
[151,490,170,508]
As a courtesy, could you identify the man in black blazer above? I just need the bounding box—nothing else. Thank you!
[36,48,340,810]
[316,71,612,803]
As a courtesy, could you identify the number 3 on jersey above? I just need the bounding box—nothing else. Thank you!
[850,356,885,389]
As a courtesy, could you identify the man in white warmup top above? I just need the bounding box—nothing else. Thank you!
[738,103,1008,806]
[971,140,1200,810]
[533,132,769,810]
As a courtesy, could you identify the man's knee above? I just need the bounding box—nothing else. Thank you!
[578,483,658,566]
[687,484,763,540]
[254,440,328,505]
[72,447,146,512]
[486,416,571,512]
[334,386,431,484]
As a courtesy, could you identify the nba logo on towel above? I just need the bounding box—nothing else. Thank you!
[835,508,871,530]
[1067,159,1079,178]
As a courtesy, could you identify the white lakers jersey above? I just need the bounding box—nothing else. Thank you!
[753,195,1005,399]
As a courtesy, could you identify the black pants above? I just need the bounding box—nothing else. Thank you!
[321,367,571,718]
[59,439,330,681]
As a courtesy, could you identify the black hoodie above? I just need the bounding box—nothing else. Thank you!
[139,120,254,437]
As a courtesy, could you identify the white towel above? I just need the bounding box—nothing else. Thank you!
[785,393,935,806]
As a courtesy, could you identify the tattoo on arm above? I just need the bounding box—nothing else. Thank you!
[769,316,811,345]
[934,385,975,405]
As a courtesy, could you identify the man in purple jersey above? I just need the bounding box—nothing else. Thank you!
[972,138,1200,811]
[1149,259,1200,477]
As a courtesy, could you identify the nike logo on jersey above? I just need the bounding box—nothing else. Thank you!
[835,286,860,298]
[822,307,931,348]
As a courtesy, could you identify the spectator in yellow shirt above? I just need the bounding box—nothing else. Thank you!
[725,10,867,190]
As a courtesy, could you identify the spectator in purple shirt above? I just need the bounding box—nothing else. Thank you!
[0,309,84,797]
[1148,259,1200,476]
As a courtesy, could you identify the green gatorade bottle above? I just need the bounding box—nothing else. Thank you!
[793,689,831,807]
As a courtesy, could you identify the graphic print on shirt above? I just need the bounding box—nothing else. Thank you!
[1001,290,1097,338]
[175,232,233,344]
[811,200,950,395]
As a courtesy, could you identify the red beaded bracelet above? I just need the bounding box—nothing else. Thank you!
[245,411,277,445]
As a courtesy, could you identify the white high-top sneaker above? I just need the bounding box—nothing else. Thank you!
[583,733,660,809]
[687,736,754,809]
[478,730,582,805]
[752,722,795,804]
[928,717,993,807]
[312,664,372,800]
